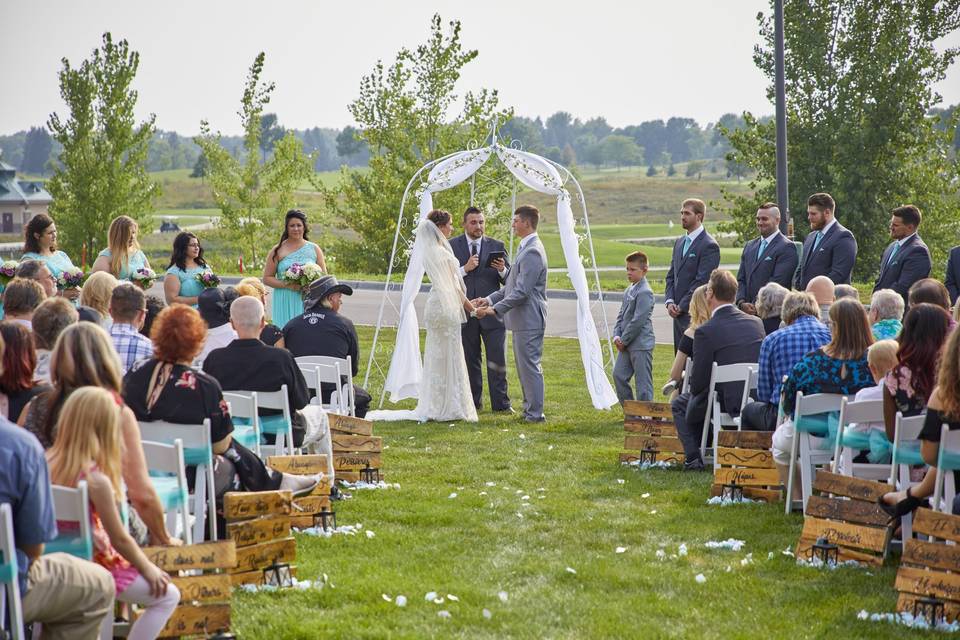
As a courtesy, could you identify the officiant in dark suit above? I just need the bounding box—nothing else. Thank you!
[872,204,931,302]
[735,203,798,315]
[450,206,512,412]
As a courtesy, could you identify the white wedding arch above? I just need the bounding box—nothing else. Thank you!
[363,123,619,411]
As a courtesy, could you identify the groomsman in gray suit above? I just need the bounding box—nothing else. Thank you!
[476,205,548,423]
[613,251,655,403]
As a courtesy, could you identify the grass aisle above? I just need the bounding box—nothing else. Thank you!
[233,330,912,639]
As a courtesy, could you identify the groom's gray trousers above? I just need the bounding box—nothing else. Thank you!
[512,329,545,420]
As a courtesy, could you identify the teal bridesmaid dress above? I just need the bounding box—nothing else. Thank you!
[97,248,149,281]
[21,250,76,278]
[165,265,210,307]
[272,242,319,329]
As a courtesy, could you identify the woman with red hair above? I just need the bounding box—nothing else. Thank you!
[0,321,50,421]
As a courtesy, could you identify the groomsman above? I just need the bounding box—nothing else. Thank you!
[946,246,960,306]
[450,206,512,412]
[795,192,858,290]
[735,203,799,315]
[664,198,721,351]
[872,204,931,302]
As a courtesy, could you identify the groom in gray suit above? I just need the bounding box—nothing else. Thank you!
[476,205,548,423]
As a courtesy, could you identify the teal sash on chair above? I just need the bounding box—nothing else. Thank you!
[798,411,838,451]
[231,417,260,449]
[44,532,93,561]
[257,414,291,435]
[0,555,18,583]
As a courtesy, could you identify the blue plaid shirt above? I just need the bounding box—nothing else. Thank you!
[109,323,153,374]
[756,314,832,405]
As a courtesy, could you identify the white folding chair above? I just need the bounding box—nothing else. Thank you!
[139,420,217,542]
[785,392,845,514]
[830,397,887,480]
[680,359,693,395]
[141,439,192,544]
[887,413,927,541]
[299,363,344,413]
[0,503,25,640]
[933,424,960,515]
[227,387,294,457]
[223,391,262,458]
[296,355,355,416]
[700,362,756,466]
[46,482,93,560]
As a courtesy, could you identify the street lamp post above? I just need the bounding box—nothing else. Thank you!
[774,0,791,238]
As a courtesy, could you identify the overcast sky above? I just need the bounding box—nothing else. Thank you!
[3,0,959,136]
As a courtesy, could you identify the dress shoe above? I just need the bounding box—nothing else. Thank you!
[524,415,546,423]
[279,472,321,497]
[494,407,515,415]
[682,458,705,471]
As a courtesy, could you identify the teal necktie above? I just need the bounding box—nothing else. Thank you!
[682,235,692,257]
[887,242,900,265]
[812,231,824,251]
[757,238,768,260]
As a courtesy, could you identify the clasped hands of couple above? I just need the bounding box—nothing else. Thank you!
[469,297,496,319]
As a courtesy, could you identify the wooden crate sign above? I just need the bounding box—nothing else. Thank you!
[895,566,960,602]
[715,447,773,469]
[332,434,382,453]
[804,495,890,528]
[267,454,329,475]
[619,451,684,465]
[143,541,237,572]
[171,574,232,604]
[913,508,960,544]
[232,537,297,573]
[223,490,292,521]
[158,604,230,638]
[293,495,331,514]
[623,419,679,438]
[226,516,291,548]
[795,535,884,566]
[811,471,889,502]
[623,400,672,419]
[334,452,382,471]
[902,538,960,573]
[329,413,374,436]
[895,508,960,622]
[229,565,298,587]
[623,435,685,453]
[714,467,781,487]
[709,484,781,503]
[716,430,773,450]
[897,593,960,623]
[800,516,889,553]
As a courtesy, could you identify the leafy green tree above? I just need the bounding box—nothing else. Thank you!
[685,160,705,179]
[667,163,677,177]
[194,53,316,267]
[720,1,960,279]
[21,127,53,175]
[191,152,209,180]
[46,33,158,258]
[259,113,285,162]
[324,14,511,273]
[646,164,657,177]
[600,135,643,170]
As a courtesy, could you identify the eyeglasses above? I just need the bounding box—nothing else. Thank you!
[187,243,200,248]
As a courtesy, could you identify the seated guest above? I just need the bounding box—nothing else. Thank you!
[663,285,708,399]
[31,296,78,383]
[21,322,176,545]
[194,288,237,368]
[882,303,952,441]
[237,276,284,347]
[15,259,56,298]
[77,306,103,325]
[741,291,832,431]
[80,271,119,328]
[772,298,875,489]
[869,289,904,340]
[284,275,371,418]
[203,296,310,447]
[671,269,765,470]
[848,340,900,434]
[834,283,860,301]
[3,278,45,328]
[142,294,166,338]
[805,275,835,328]
[909,278,951,310]
[879,325,960,518]
[108,283,153,374]
[0,322,50,422]
[123,304,320,497]
[0,380,115,638]
[756,281,788,335]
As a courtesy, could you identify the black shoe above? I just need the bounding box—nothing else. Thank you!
[683,458,705,471]
[494,407,515,414]
[524,415,546,423]
[877,487,929,524]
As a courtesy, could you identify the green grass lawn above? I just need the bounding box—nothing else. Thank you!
[231,327,912,639]
[536,232,742,270]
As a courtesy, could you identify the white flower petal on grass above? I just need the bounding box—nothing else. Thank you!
[447,594,459,601]
[537,487,546,492]
[516,512,524,519]
[516,490,523,495]
[768,552,775,560]
[382,594,392,602]
[641,493,651,498]
[548,445,554,451]
[616,478,625,484]
[649,509,658,514]
[425,591,437,602]
[704,539,745,552]
[434,597,445,604]
[482,608,493,620]
[615,547,627,554]
[395,595,407,607]
[521,495,530,501]
[695,574,707,584]
[655,549,666,560]
[782,547,795,557]
[725,565,732,572]
[497,590,509,603]
[740,553,754,566]
[485,481,496,487]
[857,610,868,620]
[438,610,451,619]
[366,530,376,539]
[448,492,458,499]
[519,433,526,439]
[479,491,487,496]
[678,543,688,556]
[565,567,577,575]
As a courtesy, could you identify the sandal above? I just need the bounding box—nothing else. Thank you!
[877,487,930,525]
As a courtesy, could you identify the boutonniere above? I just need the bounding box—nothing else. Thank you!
[688,253,697,257]
[764,256,773,261]
[890,261,898,266]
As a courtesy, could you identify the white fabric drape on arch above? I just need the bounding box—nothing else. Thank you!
[382,144,618,410]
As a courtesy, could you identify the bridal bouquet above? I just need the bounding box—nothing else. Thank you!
[195,271,221,289]
[283,262,325,290]
[0,260,19,287]
[57,266,85,290]
[131,267,159,289]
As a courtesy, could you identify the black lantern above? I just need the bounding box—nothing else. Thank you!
[639,448,658,465]
[913,596,946,625]
[360,462,381,484]
[313,507,337,531]
[808,536,838,565]
[263,561,293,588]
[721,481,743,502]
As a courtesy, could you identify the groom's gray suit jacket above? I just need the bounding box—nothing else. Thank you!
[488,235,548,330]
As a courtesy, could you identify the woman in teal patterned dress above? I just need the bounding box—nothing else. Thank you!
[91,215,151,284]
[263,209,326,329]
[163,232,211,308]
[20,213,81,303]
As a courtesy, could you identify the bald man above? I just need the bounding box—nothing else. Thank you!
[805,275,835,328]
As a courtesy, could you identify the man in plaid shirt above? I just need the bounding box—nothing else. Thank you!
[108,283,154,374]
[740,291,831,431]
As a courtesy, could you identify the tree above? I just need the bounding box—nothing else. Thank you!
[720,1,960,279]
[335,126,366,161]
[259,113,285,162]
[21,127,53,175]
[600,135,643,170]
[646,164,657,177]
[191,152,209,180]
[194,53,316,267]
[685,160,705,179]
[667,163,677,177]
[46,33,158,259]
[324,14,511,273]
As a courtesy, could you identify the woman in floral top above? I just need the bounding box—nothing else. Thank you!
[882,303,952,440]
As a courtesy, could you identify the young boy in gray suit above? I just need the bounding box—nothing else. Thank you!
[614,251,656,403]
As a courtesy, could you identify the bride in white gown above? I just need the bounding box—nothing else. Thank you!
[369,210,479,423]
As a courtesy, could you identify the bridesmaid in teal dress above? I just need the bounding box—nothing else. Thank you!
[91,215,151,284]
[263,209,326,329]
[163,232,211,308]
[20,213,81,303]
